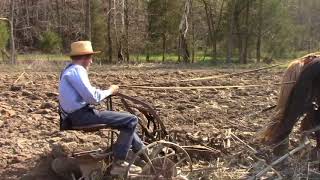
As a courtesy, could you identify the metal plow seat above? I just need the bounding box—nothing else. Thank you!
[59,97,114,132]
[70,124,109,132]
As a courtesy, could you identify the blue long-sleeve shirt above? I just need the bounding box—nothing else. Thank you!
[58,64,111,113]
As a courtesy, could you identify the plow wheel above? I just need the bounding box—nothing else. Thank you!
[126,140,192,179]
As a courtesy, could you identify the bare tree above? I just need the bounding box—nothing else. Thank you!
[201,0,225,61]
[234,0,251,64]
[190,0,195,63]
[111,0,123,62]
[106,0,113,63]
[55,0,62,38]
[162,0,167,62]
[241,0,250,64]
[124,0,129,62]
[10,0,15,64]
[85,0,91,40]
[226,0,236,63]
[256,0,263,62]
[178,0,191,63]
[202,0,213,59]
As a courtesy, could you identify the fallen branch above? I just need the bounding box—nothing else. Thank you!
[182,145,220,161]
[229,132,282,179]
[230,132,257,154]
[187,166,217,173]
[249,138,310,180]
[261,105,277,112]
[182,145,220,155]
[309,169,320,176]
[13,71,25,84]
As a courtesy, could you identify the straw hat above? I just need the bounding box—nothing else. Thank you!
[69,41,101,56]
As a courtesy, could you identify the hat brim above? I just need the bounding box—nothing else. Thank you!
[69,51,101,57]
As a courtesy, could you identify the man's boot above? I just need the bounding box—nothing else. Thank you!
[110,160,142,176]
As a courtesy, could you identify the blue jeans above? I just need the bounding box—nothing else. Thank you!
[67,106,144,161]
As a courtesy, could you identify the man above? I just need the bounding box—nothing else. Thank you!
[58,41,143,175]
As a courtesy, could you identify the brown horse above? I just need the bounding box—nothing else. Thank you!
[259,53,320,150]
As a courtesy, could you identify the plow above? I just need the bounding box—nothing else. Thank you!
[51,93,217,180]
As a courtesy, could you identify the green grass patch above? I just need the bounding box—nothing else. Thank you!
[11,50,311,69]
[17,54,69,61]
[131,52,220,63]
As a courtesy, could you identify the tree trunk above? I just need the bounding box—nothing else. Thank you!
[212,30,217,61]
[242,0,250,64]
[55,0,61,34]
[146,53,150,62]
[10,0,16,64]
[191,0,195,63]
[60,0,68,50]
[202,0,214,60]
[179,0,191,63]
[210,3,217,61]
[226,0,235,63]
[162,0,167,62]
[256,0,263,63]
[62,0,72,49]
[107,0,113,63]
[162,33,166,62]
[234,1,243,63]
[177,37,181,62]
[113,0,124,62]
[213,0,225,62]
[25,0,30,26]
[117,0,125,62]
[202,0,225,62]
[124,0,129,62]
[180,35,190,63]
[85,0,91,41]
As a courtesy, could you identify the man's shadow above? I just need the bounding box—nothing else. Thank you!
[20,155,60,180]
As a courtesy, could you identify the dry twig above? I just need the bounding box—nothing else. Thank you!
[230,132,257,154]
[249,138,310,180]
[13,71,25,84]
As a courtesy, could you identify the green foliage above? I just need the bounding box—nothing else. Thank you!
[261,0,295,58]
[0,22,9,50]
[39,31,62,53]
[4,0,320,64]
[220,0,298,61]
[147,0,182,53]
[91,0,107,57]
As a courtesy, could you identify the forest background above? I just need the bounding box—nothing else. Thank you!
[0,0,319,64]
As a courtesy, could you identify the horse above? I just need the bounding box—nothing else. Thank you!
[259,53,320,154]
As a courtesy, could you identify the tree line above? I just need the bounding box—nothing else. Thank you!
[0,0,320,64]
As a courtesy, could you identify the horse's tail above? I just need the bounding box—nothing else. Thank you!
[257,60,304,144]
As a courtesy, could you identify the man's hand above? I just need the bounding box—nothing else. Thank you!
[109,85,119,95]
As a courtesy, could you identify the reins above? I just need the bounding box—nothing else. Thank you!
[121,63,290,90]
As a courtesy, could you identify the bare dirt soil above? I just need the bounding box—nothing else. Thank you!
[0,64,304,179]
